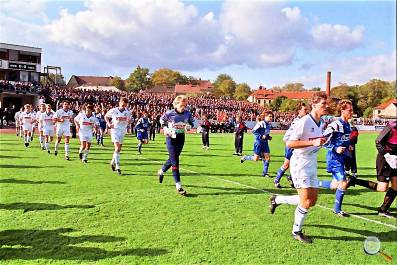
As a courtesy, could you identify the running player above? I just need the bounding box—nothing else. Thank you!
[157,95,194,195]
[75,105,99,163]
[14,107,23,137]
[200,114,211,150]
[348,120,397,218]
[241,110,273,177]
[274,102,309,188]
[20,104,36,147]
[54,101,74,160]
[105,97,132,174]
[269,92,328,244]
[36,103,46,150]
[94,105,106,146]
[319,99,354,217]
[135,111,150,154]
[39,104,55,154]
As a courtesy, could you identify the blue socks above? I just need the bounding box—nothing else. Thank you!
[263,160,269,175]
[319,180,332,189]
[274,166,286,183]
[334,188,346,213]
[138,143,142,153]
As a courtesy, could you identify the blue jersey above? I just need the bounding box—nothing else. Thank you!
[252,121,271,142]
[94,112,106,128]
[323,118,352,167]
[136,117,150,132]
[160,109,194,135]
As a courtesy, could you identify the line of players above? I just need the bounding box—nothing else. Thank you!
[239,93,396,243]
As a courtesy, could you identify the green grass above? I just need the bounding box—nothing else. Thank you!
[0,132,396,264]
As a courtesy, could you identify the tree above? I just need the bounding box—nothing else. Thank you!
[125,66,151,92]
[279,99,303,112]
[110,76,125,90]
[282,83,305,91]
[363,107,373,118]
[213,74,233,88]
[357,79,392,116]
[151,68,185,86]
[270,96,287,111]
[234,83,251,100]
[41,73,66,86]
[310,87,321,91]
[218,79,236,98]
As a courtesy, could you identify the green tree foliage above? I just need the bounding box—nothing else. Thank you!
[279,99,306,112]
[41,73,66,86]
[234,83,251,100]
[356,79,392,116]
[151,68,186,86]
[110,76,125,91]
[218,79,236,98]
[282,83,305,91]
[270,96,287,111]
[125,66,151,92]
[363,107,373,118]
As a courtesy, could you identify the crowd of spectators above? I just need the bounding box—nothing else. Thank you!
[0,80,41,94]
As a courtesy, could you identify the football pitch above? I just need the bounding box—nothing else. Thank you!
[0,132,396,264]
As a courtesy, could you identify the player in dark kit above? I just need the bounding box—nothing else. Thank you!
[94,106,106,146]
[348,120,397,218]
[135,111,150,154]
[233,115,247,156]
[200,114,211,150]
[157,96,195,195]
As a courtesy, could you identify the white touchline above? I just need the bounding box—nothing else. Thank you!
[139,157,397,230]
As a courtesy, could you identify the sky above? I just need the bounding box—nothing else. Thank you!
[0,0,395,90]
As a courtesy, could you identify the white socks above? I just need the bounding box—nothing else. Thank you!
[292,205,308,234]
[64,143,70,156]
[275,195,300,205]
[55,142,59,151]
[176,182,182,189]
[113,152,120,169]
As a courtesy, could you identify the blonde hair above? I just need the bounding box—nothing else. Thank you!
[173,95,187,108]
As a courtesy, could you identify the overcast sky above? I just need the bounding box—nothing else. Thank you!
[1,0,395,89]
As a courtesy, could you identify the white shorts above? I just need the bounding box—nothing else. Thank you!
[38,125,44,132]
[79,133,93,143]
[56,126,71,137]
[43,127,55,137]
[290,155,319,189]
[111,129,125,144]
[22,123,33,132]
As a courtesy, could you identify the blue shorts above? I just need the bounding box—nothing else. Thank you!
[137,131,148,141]
[253,141,270,156]
[327,163,346,181]
[285,147,293,160]
[99,122,106,130]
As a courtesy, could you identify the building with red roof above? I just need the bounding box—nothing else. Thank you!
[247,86,316,106]
[373,98,397,119]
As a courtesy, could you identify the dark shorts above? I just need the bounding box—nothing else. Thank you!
[253,141,270,156]
[376,153,397,182]
[137,131,148,141]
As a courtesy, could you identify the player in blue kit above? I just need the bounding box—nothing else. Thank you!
[241,110,273,177]
[274,102,309,188]
[135,111,150,154]
[320,100,355,217]
[157,96,194,195]
[94,105,106,146]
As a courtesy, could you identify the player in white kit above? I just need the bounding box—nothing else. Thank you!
[40,104,56,154]
[269,92,329,244]
[20,104,36,147]
[105,97,131,174]
[75,105,99,163]
[54,101,74,160]
[36,103,46,150]
[14,107,23,137]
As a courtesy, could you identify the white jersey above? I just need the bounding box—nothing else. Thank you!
[105,107,131,131]
[288,114,325,158]
[20,111,36,126]
[283,116,302,142]
[40,111,55,129]
[75,113,99,135]
[14,111,22,125]
[54,109,74,128]
[36,111,45,127]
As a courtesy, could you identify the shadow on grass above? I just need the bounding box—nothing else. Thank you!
[0,202,95,213]
[0,155,37,159]
[0,228,168,260]
[0,165,63,169]
[0,179,66,185]
[307,224,397,242]
[184,184,264,196]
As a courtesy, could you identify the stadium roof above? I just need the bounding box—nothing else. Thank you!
[67,75,116,87]
[374,98,397,110]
